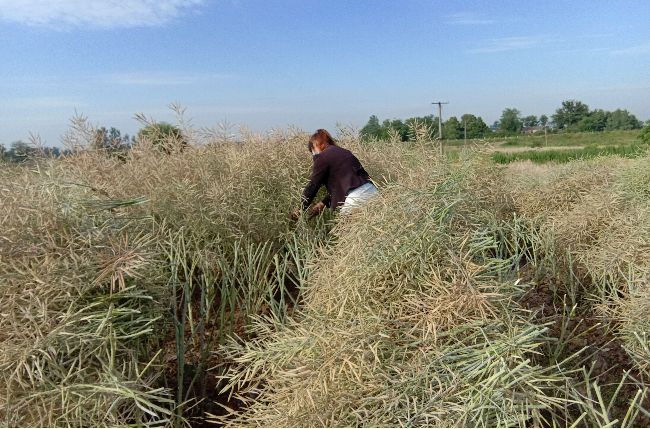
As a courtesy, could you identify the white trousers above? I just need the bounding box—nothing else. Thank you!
[340,182,379,215]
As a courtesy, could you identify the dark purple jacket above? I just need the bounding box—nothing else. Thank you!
[302,145,370,210]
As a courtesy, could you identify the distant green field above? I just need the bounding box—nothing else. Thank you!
[445,129,641,148]
[443,129,648,164]
[491,142,650,164]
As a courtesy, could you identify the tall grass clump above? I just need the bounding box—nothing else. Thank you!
[0,112,421,426]
[0,169,174,426]
[214,153,577,427]
[3,109,650,427]
[215,149,650,427]
[500,154,650,425]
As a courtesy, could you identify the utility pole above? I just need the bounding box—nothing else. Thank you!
[544,124,548,146]
[432,101,449,155]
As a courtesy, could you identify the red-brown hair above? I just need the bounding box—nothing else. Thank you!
[309,129,336,148]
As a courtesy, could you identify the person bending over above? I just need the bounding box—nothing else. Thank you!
[299,129,378,217]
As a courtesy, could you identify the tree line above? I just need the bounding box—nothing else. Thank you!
[360,114,491,141]
[1,122,184,163]
[361,99,647,141]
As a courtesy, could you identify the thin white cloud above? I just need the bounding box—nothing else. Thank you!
[558,47,610,54]
[447,12,495,25]
[8,96,85,109]
[105,71,232,86]
[468,36,556,54]
[589,83,650,92]
[610,42,650,55]
[575,33,615,40]
[0,0,205,29]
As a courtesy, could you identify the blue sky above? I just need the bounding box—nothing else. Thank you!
[1,0,649,146]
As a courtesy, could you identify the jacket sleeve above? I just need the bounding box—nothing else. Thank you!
[354,155,370,181]
[302,156,329,209]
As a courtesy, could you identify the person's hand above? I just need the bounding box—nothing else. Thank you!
[309,202,326,218]
[290,208,301,221]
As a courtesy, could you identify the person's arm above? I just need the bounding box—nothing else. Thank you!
[303,193,330,219]
[321,194,331,208]
[302,156,328,210]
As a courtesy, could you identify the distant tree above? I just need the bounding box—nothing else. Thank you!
[93,127,133,151]
[92,127,106,149]
[640,124,650,144]
[460,114,491,138]
[377,118,409,141]
[360,115,383,140]
[405,115,439,140]
[522,115,538,128]
[442,116,462,139]
[0,141,63,162]
[499,108,523,134]
[552,100,590,130]
[390,118,406,140]
[43,146,61,158]
[381,119,395,139]
[379,119,392,139]
[92,126,133,160]
[539,115,549,127]
[137,122,186,153]
[389,119,410,141]
[577,109,608,132]
[7,140,35,162]
[362,113,492,141]
[605,109,643,130]
[361,114,442,142]
[361,115,401,141]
